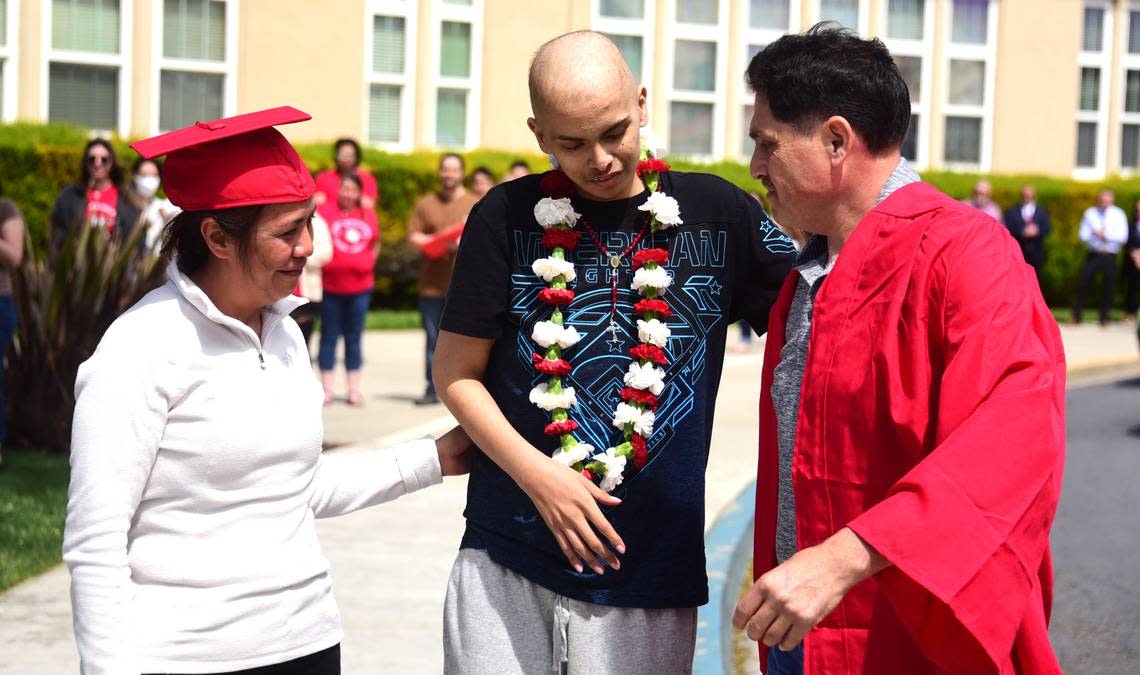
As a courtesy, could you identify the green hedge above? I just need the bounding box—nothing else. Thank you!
[2,121,1138,308]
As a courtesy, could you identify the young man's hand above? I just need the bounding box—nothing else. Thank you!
[436,425,473,476]
[519,457,625,575]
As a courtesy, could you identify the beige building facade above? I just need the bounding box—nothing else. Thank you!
[0,1,1136,179]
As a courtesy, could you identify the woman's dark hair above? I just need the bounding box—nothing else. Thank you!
[471,166,495,182]
[334,138,363,168]
[161,205,264,276]
[338,172,364,208]
[132,156,164,181]
[80,138,125,186]
[745,23,911,155]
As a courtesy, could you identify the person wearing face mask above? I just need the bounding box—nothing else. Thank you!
[50,139,143,255]
[128,157,181,253]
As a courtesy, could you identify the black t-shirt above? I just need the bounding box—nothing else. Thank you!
[440,170,795,607]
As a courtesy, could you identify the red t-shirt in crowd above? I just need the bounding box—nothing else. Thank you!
[315,170,378,206]
[86,185,119,234]
[319,202,379,295]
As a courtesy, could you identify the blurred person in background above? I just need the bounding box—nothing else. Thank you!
[1003,184,1052,278]
[0,197,24,471]
[50,139,142,253]
[129,157,181,253]
[505,160,531,181]
[961,179,1002,223]
[291,209,333,357]
[1074,189,1129,326]
[1123,199,1140,322]
[406,153,478,406]
[317,173,379,406]
[314,138,378,211]
[470,167,496,197]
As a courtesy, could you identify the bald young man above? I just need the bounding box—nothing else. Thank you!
[433,32,795,674]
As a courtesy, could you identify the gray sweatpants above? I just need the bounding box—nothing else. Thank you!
[443,548,697,675]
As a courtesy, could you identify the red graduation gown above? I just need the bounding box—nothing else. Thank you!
[753,183,1065,674]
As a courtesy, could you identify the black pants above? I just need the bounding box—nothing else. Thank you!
[1074,252,1118,323]
[147,644,340,675]
[1124,253,1139,314]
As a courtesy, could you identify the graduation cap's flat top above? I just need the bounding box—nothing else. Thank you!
[129,106,315,211]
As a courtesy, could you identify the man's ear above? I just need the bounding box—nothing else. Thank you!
[824,115,855,165]
[637,85,649,127]
[200,217,233,262]
[528,117,551,155]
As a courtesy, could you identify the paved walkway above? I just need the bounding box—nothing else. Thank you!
[0,324,1136,674]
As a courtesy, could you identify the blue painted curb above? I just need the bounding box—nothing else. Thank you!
[694,482,757,675]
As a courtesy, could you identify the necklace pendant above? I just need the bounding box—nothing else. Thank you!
[609,254,621,269]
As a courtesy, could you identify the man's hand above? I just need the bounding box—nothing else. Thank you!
[519,457,625,575]
[732,528,889,651]
[1023,222,1039,238]
[1130,249,1140,268]
[436,425,473,476]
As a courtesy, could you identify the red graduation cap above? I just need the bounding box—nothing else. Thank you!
[130,106,316,211]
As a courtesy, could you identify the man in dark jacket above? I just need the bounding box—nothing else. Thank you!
[1003,184,1052,276]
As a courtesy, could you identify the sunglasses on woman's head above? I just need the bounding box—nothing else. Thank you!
[86,155,111,166]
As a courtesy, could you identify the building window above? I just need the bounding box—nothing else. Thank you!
[886,0,924,40]
[819,0,860,30]
[1129,10,1140,54]
[883,0,931,167]
[740,0,799,160]
[1121,5,1140,172]
[750,0,791,30]
[942,0,994,169]
[0,0,15,122]
[668,0,727,158]
[366,1,416,149]
[433,0,481,148]
[155,0,234,132]
[46,0,129,132]
[901,114,919,162]
[1076,0,1111,176]
[594,0,654,85]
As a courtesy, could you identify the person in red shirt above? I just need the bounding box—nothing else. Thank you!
[313,138,378,211]
[49,139,142,254]
[317,173,379,405]
[732,26,1065,674]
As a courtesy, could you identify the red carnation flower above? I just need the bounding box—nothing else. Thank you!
[542,227,582,251]
[629,344,667,366]
[620,386,659,409]
[634,299,672,318]
[632,248,669,271]
[539,171,578,199]
[545,420,580,436]
[631,434,649,468]
[636,158,671,177]
[581,469,594,481]
[538,288,575,306]
[532,353,572,376]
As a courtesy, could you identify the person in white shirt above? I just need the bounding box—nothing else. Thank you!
[63,107,471,675]
[127,157,181,253]
[1074,189,1130,326]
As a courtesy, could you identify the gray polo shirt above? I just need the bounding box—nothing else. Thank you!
[771,158,921,564]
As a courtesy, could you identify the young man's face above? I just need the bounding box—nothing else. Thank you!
[748,94,833,232]
[529,87,648,202]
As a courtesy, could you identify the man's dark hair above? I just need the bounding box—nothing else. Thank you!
[745,23,911,155]
[509,160,529,171]
[440,152,466,172]
[471,166,495,181]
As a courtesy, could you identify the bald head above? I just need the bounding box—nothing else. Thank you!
[529,31,638,120]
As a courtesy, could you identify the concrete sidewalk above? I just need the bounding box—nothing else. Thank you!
[0,324,1135,674]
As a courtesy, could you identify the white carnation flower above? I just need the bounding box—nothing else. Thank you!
[532,256,577,283]
[534,197,580,229]
[632,266,672,295]
[531,321,583,350]
[552,443,593,466]
[597,448,628,493]
[636,318,671,348]
[624,361,665,396]
[638,192,682,228]
[529,383,577,412]
[612,402,655,437]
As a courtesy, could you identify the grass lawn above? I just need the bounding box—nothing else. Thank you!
[364,308,421,331]
[0,448,70,591]
[1050,307,1132,324]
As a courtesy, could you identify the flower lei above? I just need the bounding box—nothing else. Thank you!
[529,152,682,493]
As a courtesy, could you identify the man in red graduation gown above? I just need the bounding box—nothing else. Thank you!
[731,26,1066,675]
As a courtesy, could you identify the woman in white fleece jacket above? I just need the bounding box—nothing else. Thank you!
[63,108,471,675]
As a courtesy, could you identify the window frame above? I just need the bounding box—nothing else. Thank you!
[150,0,239,134]
[591,0,656,88]
[940,0,998,171]
[1074,0,1112,179]
[40,0,134,134]
[430,0,483,150]
[0,0,19,122]
[880,0,934,169]
[364,0,417,151]
[737,0,801,161]
[1120,3,1140,174]
[664,0,730,159]
[811,0,870,34]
